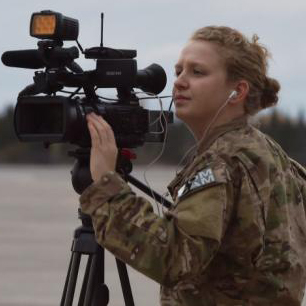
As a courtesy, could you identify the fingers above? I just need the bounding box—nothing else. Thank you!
[88,121,100,147]
[86,113,118,181]
[86,112,116,145]
[94,113,116,143]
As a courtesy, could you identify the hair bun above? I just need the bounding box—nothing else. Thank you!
[261,77,281,109]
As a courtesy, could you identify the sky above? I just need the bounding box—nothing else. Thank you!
[0,0,305,117]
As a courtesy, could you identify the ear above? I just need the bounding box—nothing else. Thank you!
[229,80,249,105]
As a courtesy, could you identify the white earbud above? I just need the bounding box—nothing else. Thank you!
[228,90,238,100]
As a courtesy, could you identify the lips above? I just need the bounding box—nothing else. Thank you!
[174,94,191,102]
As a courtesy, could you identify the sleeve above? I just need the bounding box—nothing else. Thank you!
[80,165,234,287]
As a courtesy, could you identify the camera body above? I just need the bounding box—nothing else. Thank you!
[2,10,172,148]
[15,95,153,148]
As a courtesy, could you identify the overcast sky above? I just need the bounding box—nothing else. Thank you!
[0,0,305,117]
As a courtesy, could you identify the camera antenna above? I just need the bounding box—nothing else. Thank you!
[100,13,104,47]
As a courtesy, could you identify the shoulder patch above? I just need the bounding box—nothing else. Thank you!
[190,168,216,189]
[177,167,217,200]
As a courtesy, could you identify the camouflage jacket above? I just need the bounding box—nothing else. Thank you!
[80,116,306,305]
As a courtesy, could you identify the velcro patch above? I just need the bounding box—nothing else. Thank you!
[177,167,216,199]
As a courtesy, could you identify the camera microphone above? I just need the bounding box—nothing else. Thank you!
[1,49,45,69]
[2,47,79,69]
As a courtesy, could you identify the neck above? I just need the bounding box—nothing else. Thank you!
[192,109,246,141]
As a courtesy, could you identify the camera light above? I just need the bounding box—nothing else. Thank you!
[31,15,56,36]
[30,10,79,41]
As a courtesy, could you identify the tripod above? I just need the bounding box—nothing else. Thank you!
[60,148,172,306]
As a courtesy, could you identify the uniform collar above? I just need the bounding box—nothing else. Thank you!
[196,116,248,155]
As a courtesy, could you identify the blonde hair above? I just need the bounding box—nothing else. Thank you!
[190,26,280,115]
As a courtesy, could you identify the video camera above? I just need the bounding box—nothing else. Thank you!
[2,10,173,148]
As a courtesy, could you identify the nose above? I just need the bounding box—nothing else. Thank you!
[174,71,188,90]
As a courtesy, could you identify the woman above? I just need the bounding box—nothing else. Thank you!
[81,26,306,305]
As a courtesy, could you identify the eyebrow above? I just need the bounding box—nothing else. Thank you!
[174,60,209,70]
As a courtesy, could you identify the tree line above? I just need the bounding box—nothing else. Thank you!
[0,105,306,166]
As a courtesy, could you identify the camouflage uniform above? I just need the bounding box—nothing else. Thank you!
[80,116,306,305]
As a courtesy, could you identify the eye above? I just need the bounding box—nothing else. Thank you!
[193,69,203,75]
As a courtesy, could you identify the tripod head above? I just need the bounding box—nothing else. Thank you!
[69,147,135,195]
[69,147,137,229]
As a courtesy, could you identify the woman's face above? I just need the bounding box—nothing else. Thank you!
[173,40,233,135]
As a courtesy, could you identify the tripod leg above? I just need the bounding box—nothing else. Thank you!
[84,246,109,306]
[61,206,135,306]
[77,254,92,306]
[63,252,82,306]
[60,246,74,306]
[116,259,135,306]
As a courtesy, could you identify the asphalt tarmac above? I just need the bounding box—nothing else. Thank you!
[0,164,176,305]
[1,164,306,305]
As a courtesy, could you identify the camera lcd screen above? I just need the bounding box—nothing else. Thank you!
[18,103,63,134]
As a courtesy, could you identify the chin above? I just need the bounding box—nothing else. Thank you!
[174,108,184,120]
[174,109,191,125]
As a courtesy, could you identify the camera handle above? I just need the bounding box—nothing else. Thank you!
[60,148,172,306]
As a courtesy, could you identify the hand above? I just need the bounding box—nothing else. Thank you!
[86,112,118,183]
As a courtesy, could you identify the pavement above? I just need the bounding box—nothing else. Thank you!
[1,164,306,305]
[0,164,176,305]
